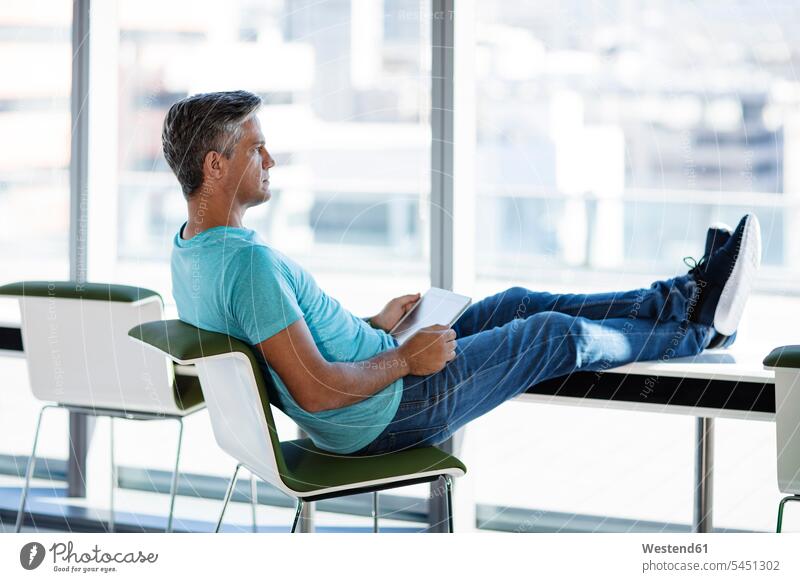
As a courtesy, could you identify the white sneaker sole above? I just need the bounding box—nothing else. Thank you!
[713,215,761,336]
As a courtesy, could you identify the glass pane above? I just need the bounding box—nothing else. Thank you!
[471,1,800,287]
[0,2,72,474]
[95,0,432,520]
[459,0,796,532]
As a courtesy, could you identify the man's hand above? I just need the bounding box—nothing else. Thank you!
[368,292,421,332]
[398,324,457,376]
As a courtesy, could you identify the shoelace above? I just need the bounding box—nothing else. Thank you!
[683,255,708,276]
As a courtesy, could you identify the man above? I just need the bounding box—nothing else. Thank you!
[163,90,761,456]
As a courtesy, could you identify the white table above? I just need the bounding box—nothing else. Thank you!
[515,349,775,532]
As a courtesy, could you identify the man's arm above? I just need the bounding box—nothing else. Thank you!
[255,317,457,413]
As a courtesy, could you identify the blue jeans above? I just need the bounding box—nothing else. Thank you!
[351,274,714,456]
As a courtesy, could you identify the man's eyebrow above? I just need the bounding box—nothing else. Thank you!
[251,139,265,146]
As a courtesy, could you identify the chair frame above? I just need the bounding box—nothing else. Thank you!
[776,494,800,533]
[15,404,185,533]
[215,462,455,533]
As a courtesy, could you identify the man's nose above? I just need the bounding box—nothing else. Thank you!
[262,149,275,170]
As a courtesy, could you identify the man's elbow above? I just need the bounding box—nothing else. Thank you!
[291,369,342,414]
[295,393,339,414]
[295,393,325,414]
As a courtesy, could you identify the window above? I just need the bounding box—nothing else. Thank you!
[0,1,72,490]
[454,0,795,532]
[90,0,433,526]
[467,1,800,289]
[0,2,71,281]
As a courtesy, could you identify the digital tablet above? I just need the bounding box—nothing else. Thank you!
[389,287,472,345]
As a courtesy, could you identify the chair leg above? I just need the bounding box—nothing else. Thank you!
[444,475,454,533]
[777,494,800,533]
[373,491,379,533]
[165,418,184,533]
[215,463,242,533]
[291,498,304,533]
[109,418,115,533]
[15,405,52,533]
[250,474,258,533]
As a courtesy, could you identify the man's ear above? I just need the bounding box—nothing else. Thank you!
[202,150,225,182]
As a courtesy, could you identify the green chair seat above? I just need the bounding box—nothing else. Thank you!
[764,345,800,369]
[0,280,160,303]
[129,318,250,361]
[280,438,467,495]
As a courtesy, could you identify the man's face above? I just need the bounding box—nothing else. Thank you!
[222,116,274,207]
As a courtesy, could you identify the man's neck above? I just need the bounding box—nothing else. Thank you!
[183,203,245,240]
[182,218,244,240]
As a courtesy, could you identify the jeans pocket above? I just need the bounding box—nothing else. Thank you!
[397,397,436,413]
[386,423,450,452]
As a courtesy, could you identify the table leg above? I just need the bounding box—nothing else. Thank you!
[693,417,714,533]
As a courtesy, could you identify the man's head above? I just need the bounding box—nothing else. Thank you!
[162,90,274,206]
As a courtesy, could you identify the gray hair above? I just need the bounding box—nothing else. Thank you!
[162,90,262,198]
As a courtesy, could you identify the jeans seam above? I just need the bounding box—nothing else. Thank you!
[386,423,451,452]
[554,297,641,316]
[388,422,449,437]
[398,386,459,412]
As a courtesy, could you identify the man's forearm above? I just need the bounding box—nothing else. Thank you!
[312,347,409,412]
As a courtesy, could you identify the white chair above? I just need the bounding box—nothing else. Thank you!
[0,281,207,532]
[764,345,800,532]
[129,318,467,533]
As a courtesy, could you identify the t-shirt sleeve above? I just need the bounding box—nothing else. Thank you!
[228,245,304,344]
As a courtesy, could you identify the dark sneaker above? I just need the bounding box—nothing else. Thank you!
[704,222,732,258]
[688,214,761,336]
[685,222,733,279]
[706,329,737,350]
[697,222,734,348]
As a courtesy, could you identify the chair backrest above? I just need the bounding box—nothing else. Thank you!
[128,319,295,496]
[0,281,187,415]
[764,346,800,495]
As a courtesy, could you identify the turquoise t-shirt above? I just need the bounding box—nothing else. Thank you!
[170,223,402,454]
